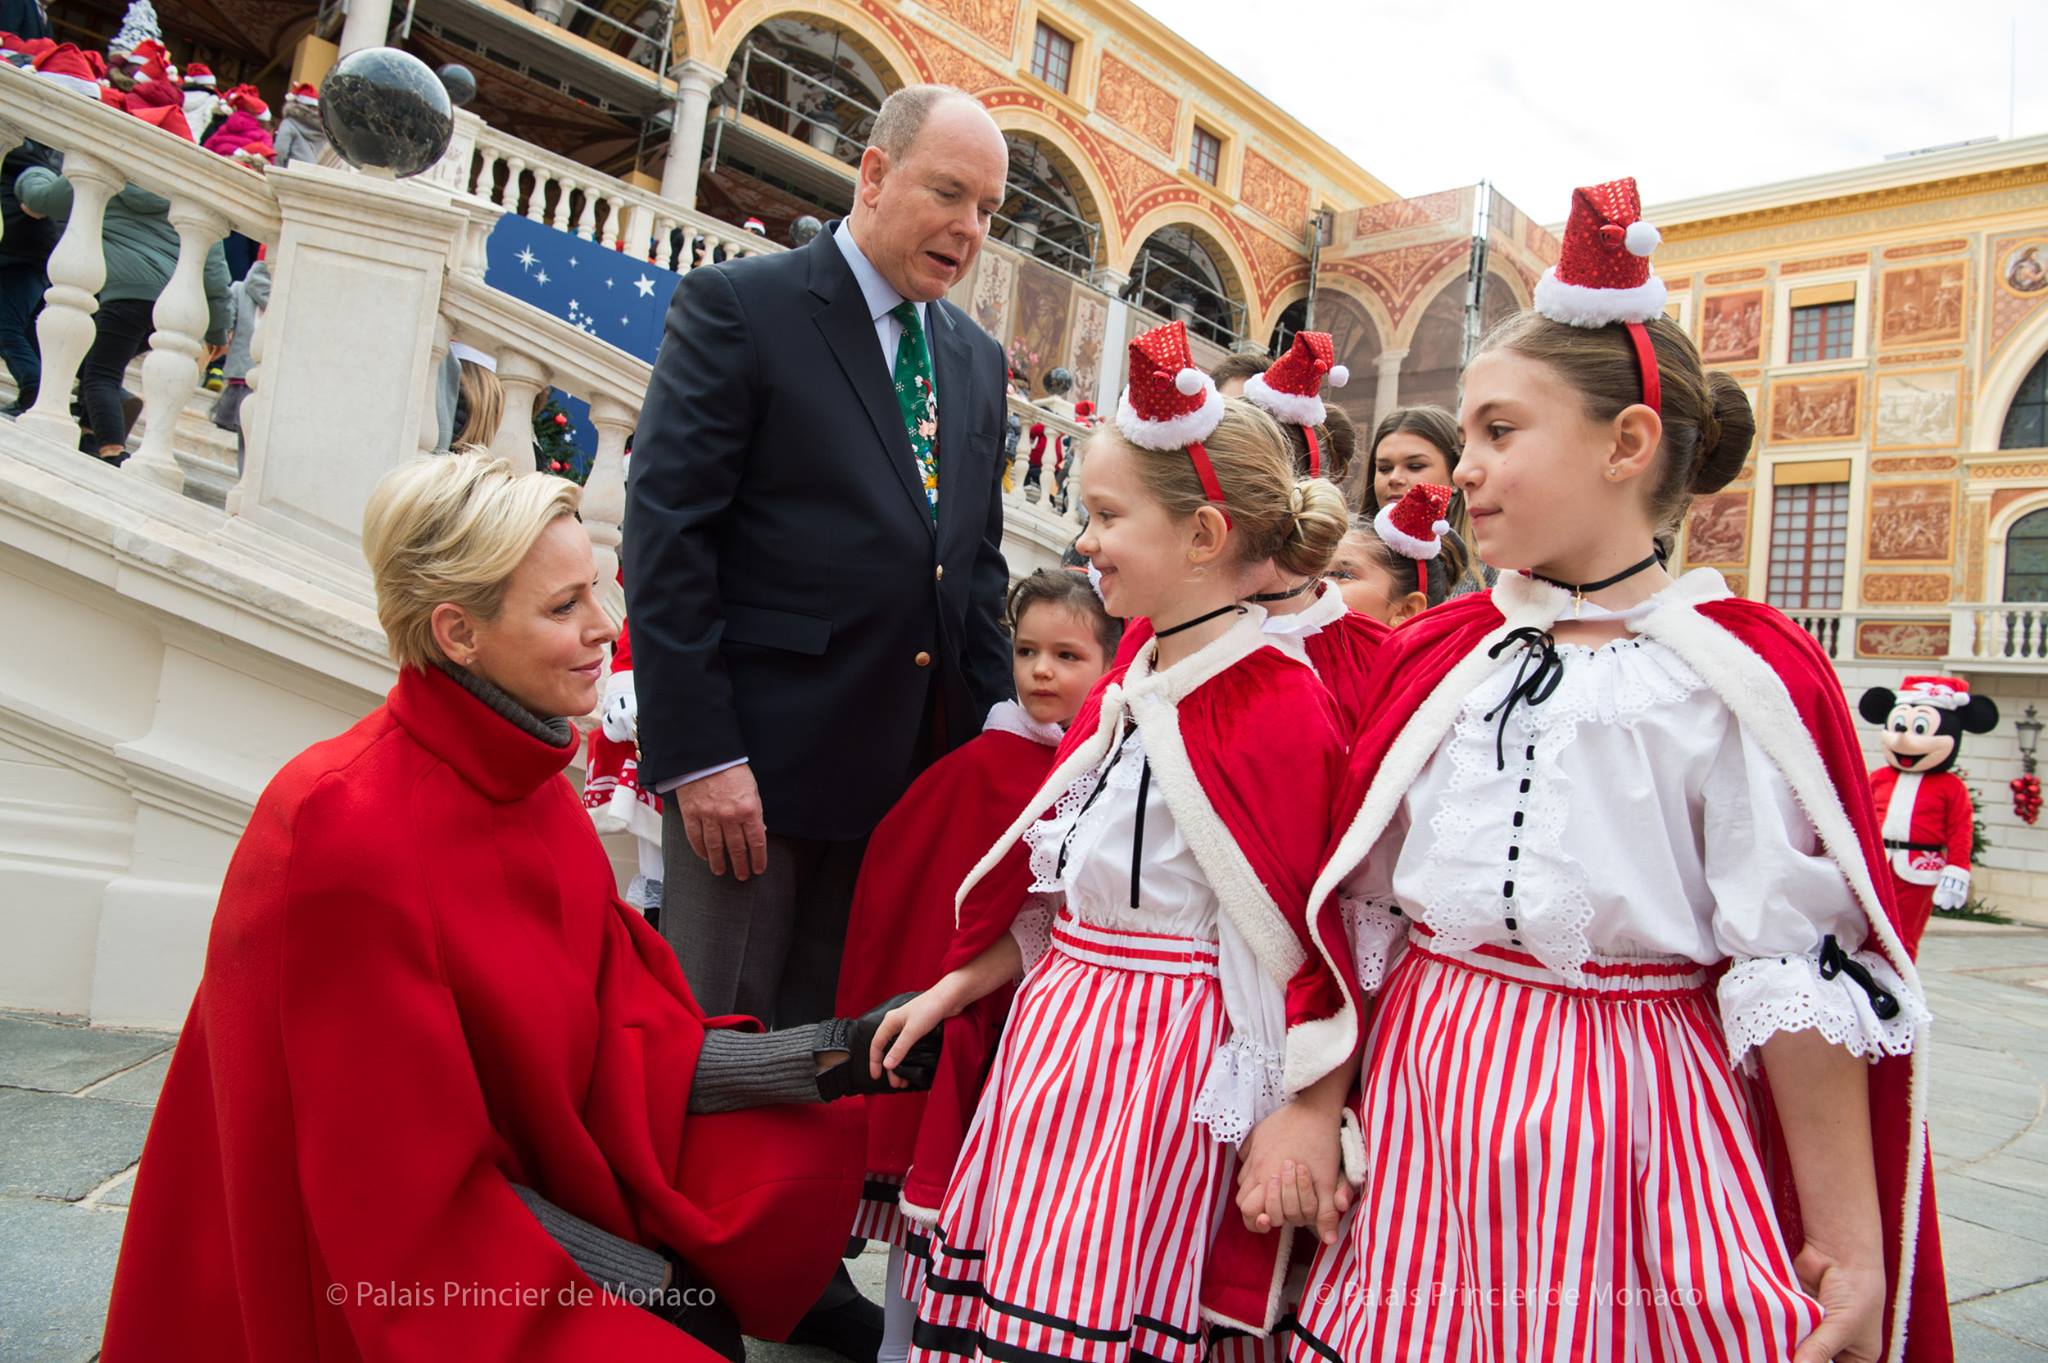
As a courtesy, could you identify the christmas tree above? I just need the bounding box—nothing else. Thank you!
[111,0,163,57]
[533,394,590,483]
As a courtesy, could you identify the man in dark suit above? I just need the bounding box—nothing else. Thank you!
[625,82,1011,1065]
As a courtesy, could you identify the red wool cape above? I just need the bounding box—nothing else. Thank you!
[99,665,862,1363]
[899,615,1360,1335]
[834,725,1060,1179]
[1311,571,1952,1363]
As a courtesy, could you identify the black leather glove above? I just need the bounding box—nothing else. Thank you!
[815,992,942,1100]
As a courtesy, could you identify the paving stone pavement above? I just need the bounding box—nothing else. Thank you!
[4,929,2047,1361]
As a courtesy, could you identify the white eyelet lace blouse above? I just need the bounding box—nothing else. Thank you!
[1341,632,1926,1071]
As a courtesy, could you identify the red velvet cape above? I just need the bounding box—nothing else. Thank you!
[835,725,1060,1179]
[100,666,862,1363]
[1321,577,1951,1363]
[901,621,1356,1333]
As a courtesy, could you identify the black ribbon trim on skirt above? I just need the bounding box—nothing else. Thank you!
[914,1269,1202,1348]
[912,1319,1178,1363]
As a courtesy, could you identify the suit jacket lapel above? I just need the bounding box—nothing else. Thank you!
[930,302,975,555]
[808,234,933,536]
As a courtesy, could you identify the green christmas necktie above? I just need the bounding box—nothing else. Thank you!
[890,301,939,521]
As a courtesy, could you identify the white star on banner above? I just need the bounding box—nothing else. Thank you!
[516,246,537,270]
[634,275,656,298]
[604,277,614,289]
[535,269,549,285]
[569,256,579,267]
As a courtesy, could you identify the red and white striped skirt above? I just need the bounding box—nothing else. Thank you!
[854,1175,909,1249]
[1290,930,1823,1363]
[908,910,1230,1363]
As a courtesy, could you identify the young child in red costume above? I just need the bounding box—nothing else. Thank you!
[868,319,1365,1363]
[1112,333,1387,735]
[1273,177,1950,1363]
[837,567,1119,1363]
[1859,675,1997,956]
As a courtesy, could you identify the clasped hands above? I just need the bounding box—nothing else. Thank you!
[1235,1087,1357,1247]
[816,992,943,1100]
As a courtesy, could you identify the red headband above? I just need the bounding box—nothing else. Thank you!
[1302,426,1321,479]
[1623,321,1661,413]
[1187,440,1230,525]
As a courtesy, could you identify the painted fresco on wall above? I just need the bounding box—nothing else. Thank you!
[1069,292,1108,405]
[2002,240,2048,296]
[1684,490,1751,566]
[1700,291,1764,364]
[1769,375,1862,444]
[1011,260,1074,396]
[969,249,1017,353]
[1879,263,1966,347]
[1866,481,1957,563]
[1857,620,1950,659]
[1873,369,1962,450]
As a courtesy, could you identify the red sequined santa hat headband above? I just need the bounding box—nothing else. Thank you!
[1242,330,1347,478]
[1374,483,1455,600]
[1116,319,1230,521]
[1533,176,1665,413]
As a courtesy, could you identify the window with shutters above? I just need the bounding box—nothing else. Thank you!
[1190,127,1222,185]
[1766,481,1850,609]
[1029,24,1074,92]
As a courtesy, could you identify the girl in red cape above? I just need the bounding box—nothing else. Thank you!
[867,319,1365,1363]
[1277,179,1950,1363]
[836,568,1119,1363]
[98,454,935,1363]
[1111,340,1387,736]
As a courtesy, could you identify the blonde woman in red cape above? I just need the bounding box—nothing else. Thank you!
[1278,180,1950,1363]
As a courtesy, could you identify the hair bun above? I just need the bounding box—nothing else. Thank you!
[1691,372,1755,495]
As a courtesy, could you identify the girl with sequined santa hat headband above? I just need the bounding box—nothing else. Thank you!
[1107,326,1386,731]
[1324,483,1472,625]
[868,317,1367,1359]
[1277,176,1951,1363]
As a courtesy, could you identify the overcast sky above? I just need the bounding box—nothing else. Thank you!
[1157,0,2045,218]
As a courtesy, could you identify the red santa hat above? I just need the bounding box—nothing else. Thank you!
[127,102,194,141]
[182,61,216,88]
[1534,176,1666,328]
[1372,482,1456,600]
[1243,331,1346,428]
[1534,175,1667,412]
[225,83,269,120]
[30,44,104,99]
[1116,319,1229,511]
[286,81,318,106]
[743,216,767,235]
[128,37,172,76]
[1898,676,1972,711]
[1072,398,1096,426]
[1242,329,1346,477]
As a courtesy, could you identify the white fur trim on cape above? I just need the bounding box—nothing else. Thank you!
[898,1196,942,1229]
[1241,372,1328,428]
[1339,1107,1366,1185]
[1373,501,1444,561]
[1199,1229,1295,1338]
[981,698,1065,747]
[1117,380,1224,451]
[1534,267,1669,328]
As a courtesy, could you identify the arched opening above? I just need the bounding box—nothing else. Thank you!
[1400,282,1465,413]
[1314,291,1382,430]
[997,132,1102,280]
[1127,224,1246,349]
[2004,506,2048,601]
[1267,298,1305,358]
[2002,350,2048,450]
[699,15,903,233]
[1481,269,1520,337]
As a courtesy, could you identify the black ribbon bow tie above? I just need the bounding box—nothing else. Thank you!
[1481,626,1566,772]
[1818,935,1901,1021]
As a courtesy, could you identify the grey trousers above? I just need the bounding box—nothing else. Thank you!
[660,804,867,1028]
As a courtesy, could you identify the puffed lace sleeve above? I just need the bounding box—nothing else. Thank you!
[1704,719,1929,1072]
[1336,805,1411,997]
[1007,894,1058,972]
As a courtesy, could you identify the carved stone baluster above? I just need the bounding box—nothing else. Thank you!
[20,154,119,449]
[130,197,232,490]
[573,186,598,242]
[584,394,634,616]
[491,349,550,465]
[549,176,575,234]
[654,216,678,269]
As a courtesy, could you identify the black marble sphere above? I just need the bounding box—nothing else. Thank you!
[320,47,454,178]
[790,215,823,246]
[437,63,477,109]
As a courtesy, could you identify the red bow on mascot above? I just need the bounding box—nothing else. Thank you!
[1858,675,1997,955]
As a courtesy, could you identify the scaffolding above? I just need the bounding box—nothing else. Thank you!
[1129,226,1246,348]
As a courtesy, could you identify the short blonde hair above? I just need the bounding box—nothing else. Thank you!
[362,452,582,671]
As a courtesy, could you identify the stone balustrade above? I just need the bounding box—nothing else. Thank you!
[466,121,780,270]
[0,63,280,495]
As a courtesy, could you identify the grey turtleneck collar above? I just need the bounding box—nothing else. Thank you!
[435,661,575,749]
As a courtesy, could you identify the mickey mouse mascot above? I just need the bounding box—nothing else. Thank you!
[1859,675,1998,955]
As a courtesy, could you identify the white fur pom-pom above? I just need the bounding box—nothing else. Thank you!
[1328,364,1350,388]
[1624,220,1661,257]
[1174,367,1206,397]
[1432,519,1450,536]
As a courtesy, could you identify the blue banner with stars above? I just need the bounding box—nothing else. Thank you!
[480,215,684,475]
